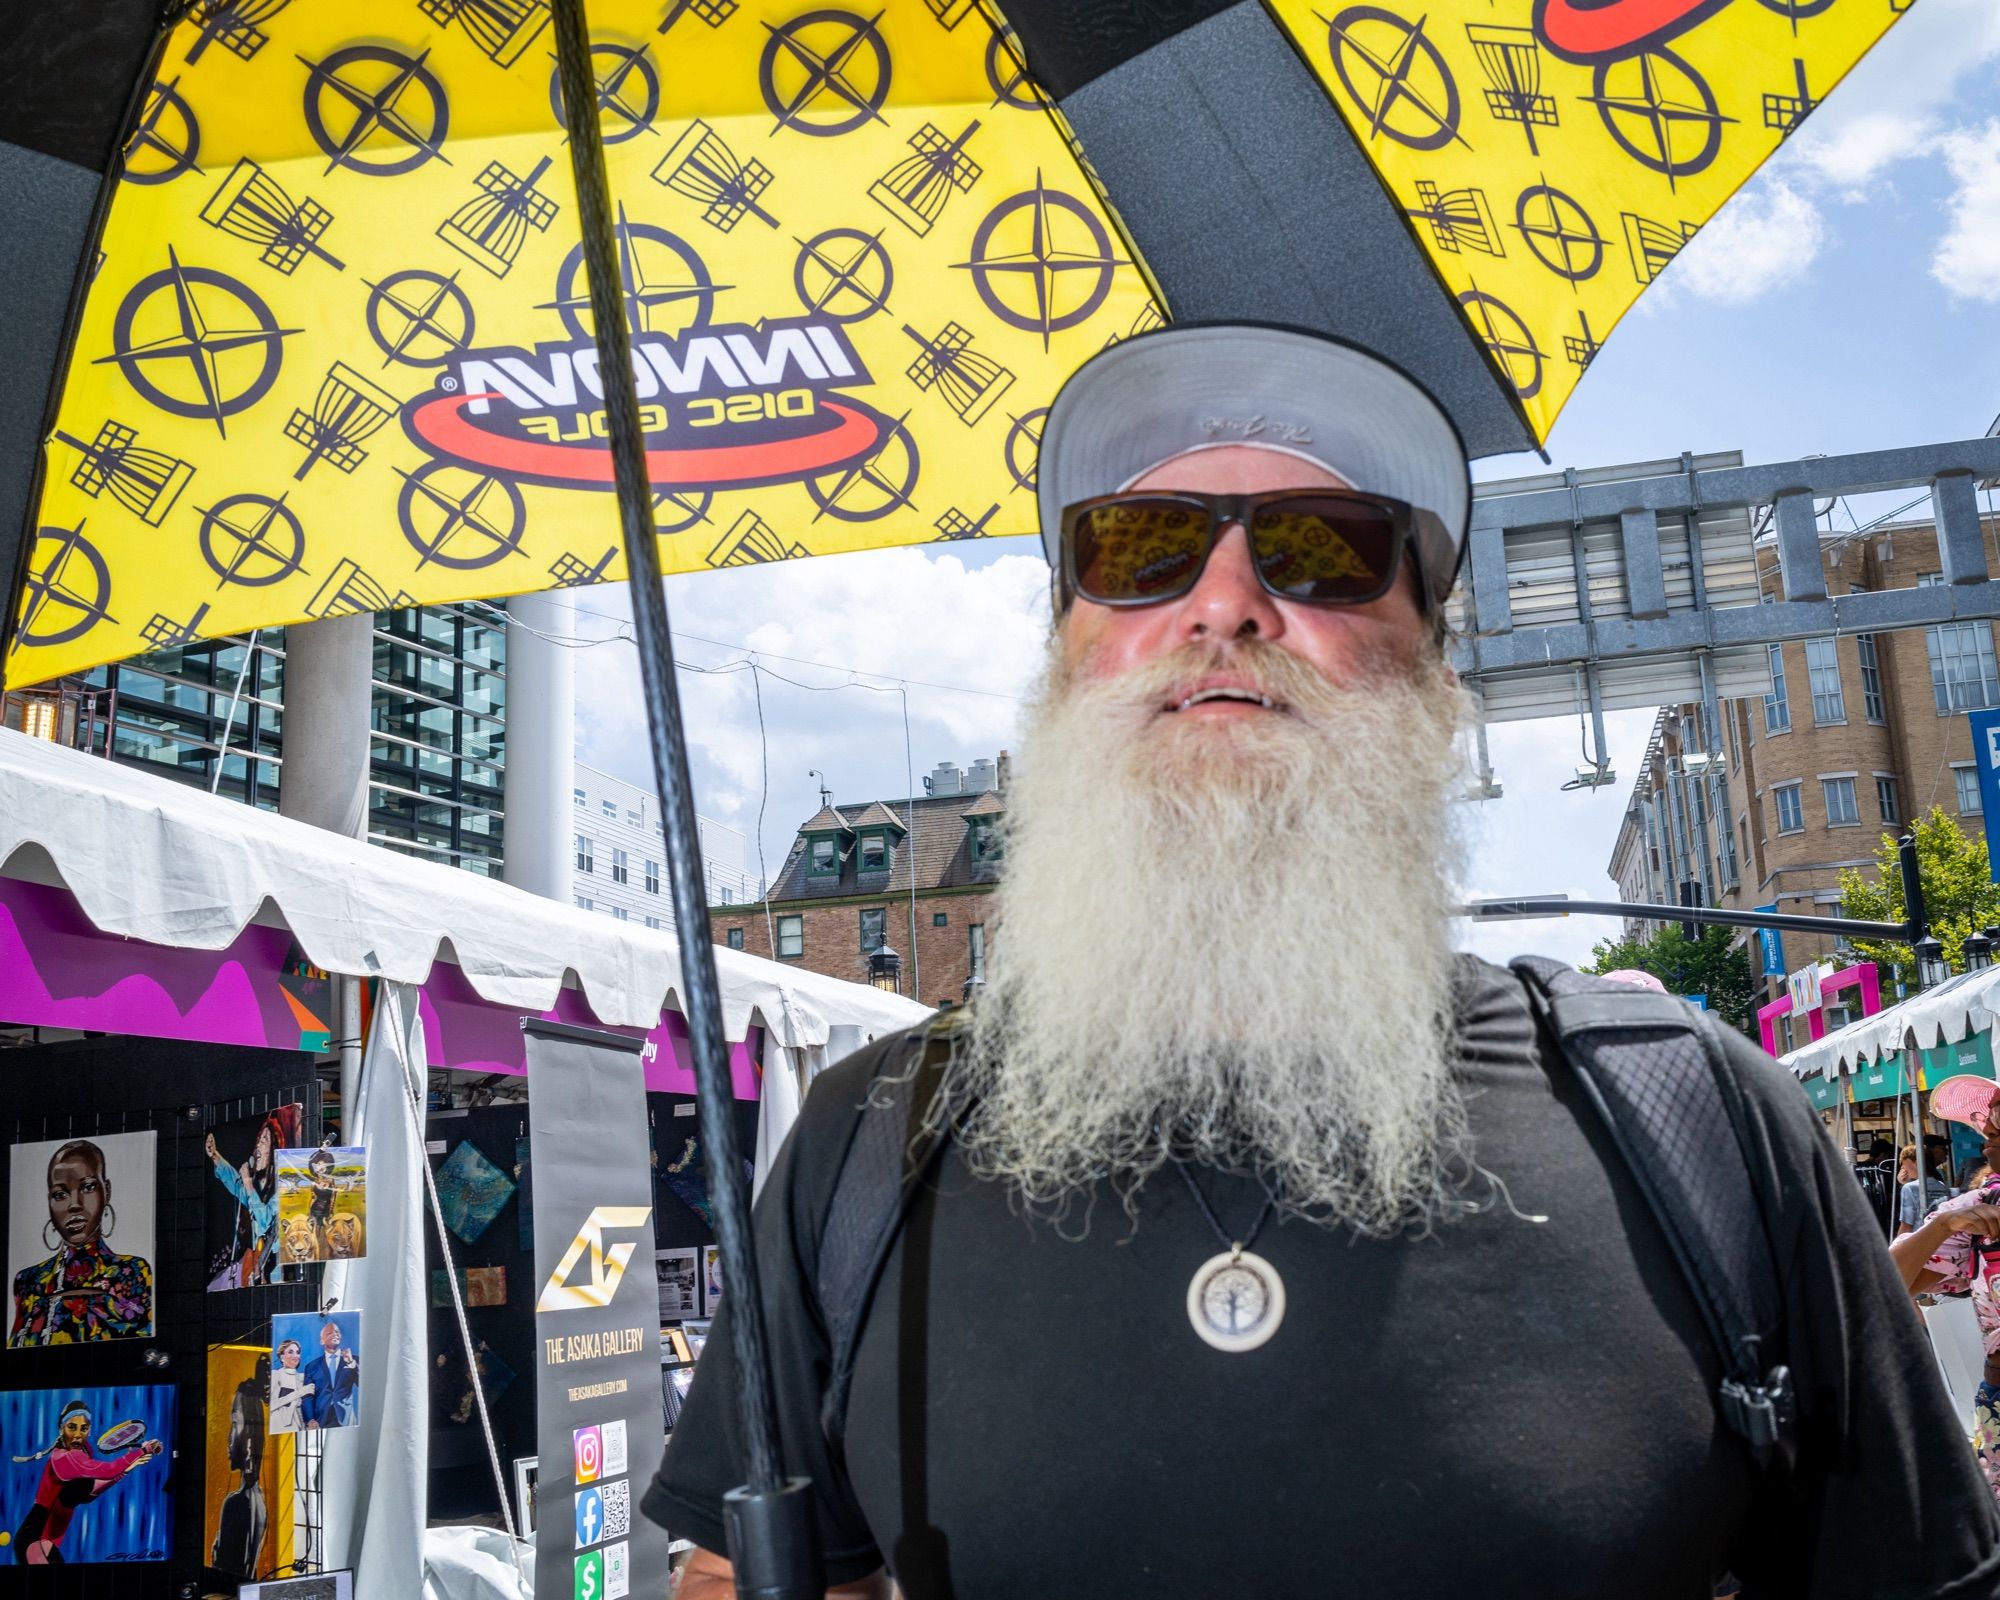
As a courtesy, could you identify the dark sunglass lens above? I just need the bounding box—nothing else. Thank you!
[1070,500,1209,603]
[1249,497,1399,602]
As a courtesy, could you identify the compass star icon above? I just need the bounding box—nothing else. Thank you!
[96,249,299,435]
[15,523,115,650]
[123,76,202,186]
[544,208,726,340]
[1512,183,1605,282]
[956,178,1128,348]
[1322,5,1465,153]
[1583,48,1731,187]
[549,41,661,145]
[300,44,453,178]
[985,25,1045,111]
[199,492,308,588]
[805,413,919,523]
[1003,407,1045,494]
[365,268,477,367]
[794,227,894,323]
[1459,288,1544,400]
[397,462,528,570]
[759,10,892,137]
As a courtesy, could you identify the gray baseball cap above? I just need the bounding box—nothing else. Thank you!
[1036,323,1472,608]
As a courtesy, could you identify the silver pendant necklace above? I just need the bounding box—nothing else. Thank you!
[1172,1160,1285,1353]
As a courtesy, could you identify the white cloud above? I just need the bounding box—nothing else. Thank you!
[1931,120,2000,300]
[1668,181,1826,305]
[565,543,1050,883]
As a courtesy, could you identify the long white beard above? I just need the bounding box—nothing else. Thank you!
[957,632,1476,1237]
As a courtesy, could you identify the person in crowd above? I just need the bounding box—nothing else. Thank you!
[302,1318,358,1429]
[1891,1075,2000,1502]
[1854,1135,1900,1238]
[8,1398,162,1563]
[9,1140,152,1346]
[269,1338,314,1434]
[1900,1141,1955,1236]
[1965,1157,1993,1193]
[648,324,2000,1598]
[207,1114,285,1288]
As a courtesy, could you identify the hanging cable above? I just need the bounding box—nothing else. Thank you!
[750,661,778,956]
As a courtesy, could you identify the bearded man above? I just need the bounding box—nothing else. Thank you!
[647,325,2000,1599]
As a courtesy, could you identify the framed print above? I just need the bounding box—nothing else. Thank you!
[8,1131,157,1347]
[205,1105,301,1289]
[702,1244,722,1317]
[0,1383,174,1562]
[655,1246,699,1321]
[513,1455,538,1536]
[274,1144,366,1264]
[270,1310,361,1434]
[241,1570,354,1599]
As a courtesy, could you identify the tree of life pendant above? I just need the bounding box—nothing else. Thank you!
[1186,1247,1285,1352]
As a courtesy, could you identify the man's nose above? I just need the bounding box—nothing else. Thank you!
[1175,523,1285,643]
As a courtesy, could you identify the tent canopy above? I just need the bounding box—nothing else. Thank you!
[1780,966,2000,1083]
[0,727,927,1047]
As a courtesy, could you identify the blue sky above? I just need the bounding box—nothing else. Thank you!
[570,0,2000,966]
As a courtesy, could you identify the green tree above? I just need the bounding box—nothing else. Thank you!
[1837,805,2000,977]
[1583,923,1758,1036]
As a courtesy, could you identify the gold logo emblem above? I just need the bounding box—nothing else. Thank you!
[535,1205,654,1313]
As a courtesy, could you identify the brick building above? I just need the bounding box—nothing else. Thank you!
[710,756,1008,1006]
[1606,514,2000,1040]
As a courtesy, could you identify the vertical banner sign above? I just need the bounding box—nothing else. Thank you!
[524,1020,670,1600]
[1756,906,1785,979]
[1971,710,2000,885]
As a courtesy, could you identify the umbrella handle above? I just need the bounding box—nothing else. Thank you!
[551,3,823,1594]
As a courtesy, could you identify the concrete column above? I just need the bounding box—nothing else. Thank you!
[279,613,374,840]
[502,590,575,902]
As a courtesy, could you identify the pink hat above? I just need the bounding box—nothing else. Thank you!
[1601,968,1668,994]
[1930,1074,1999,1130]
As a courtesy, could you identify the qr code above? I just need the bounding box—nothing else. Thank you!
[601,1477,631,1541]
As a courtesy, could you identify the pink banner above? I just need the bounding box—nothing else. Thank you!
[0,877,760,1098]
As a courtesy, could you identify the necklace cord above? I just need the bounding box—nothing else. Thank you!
[1172,1159,1276,1255]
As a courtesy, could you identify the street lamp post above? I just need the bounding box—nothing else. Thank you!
[1967,931,1994,972]
[1914,933,1950,991]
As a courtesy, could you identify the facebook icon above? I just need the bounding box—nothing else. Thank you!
[576,1485,605,1549]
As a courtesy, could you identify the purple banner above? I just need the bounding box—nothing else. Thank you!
[0,878,761,1099]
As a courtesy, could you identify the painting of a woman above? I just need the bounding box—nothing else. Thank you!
[9,1139,153,1348]
[9,1399,163,1564]
[206,1111,288,1289]
[268,1339,315,1435]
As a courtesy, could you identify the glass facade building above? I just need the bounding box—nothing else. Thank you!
[72,603,507,876]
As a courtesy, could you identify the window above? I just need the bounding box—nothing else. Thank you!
[574,894,593,910]
[968,922,986,978]
[575,833,594,873]
[612,905,628,922]
[1876,774,1900,825]
[644,859,660,894]
[860,834,887,872]
[573,787,585,807]
[1726,709,1740,766]
[1822,776,1858,826]
[627,809,642,826]
[644,915,662,930]
[859,906,886,953]
[1922,574,2000,711]
[726,927,745,950]
[1764,644,1791,733]
[808,837,839,877]
[1804,637,1845,725]
[611,846,629,885]
[932,911,948,928]
[601,798,616,816]
[1773,783,1803,833]
[1738,815,1750,866]
[1956,764,1984,816]
[777,915,804,958]
[1857,633,1885,723]
[970,818,1001,863]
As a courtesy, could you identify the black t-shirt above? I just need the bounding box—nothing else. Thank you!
[645,957,2000,1598]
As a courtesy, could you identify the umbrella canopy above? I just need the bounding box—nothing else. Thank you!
[0,0,1912,688]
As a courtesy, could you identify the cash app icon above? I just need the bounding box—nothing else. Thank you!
[575,1549,604,1600]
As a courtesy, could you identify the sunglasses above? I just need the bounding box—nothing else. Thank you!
[1058,489,1429,611]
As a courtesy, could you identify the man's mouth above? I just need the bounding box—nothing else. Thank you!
[1167,684,1284,714]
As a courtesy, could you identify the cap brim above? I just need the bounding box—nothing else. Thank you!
[1037,323,1471,605]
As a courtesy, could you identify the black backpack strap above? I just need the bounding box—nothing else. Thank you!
[1511,956,1797,1471]
[815,1017,966,1454]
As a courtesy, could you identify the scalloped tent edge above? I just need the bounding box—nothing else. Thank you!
[1780,964,2000,1084]
[0,727,930,1049]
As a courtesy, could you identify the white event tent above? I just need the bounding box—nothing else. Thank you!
[0,727,928,1593]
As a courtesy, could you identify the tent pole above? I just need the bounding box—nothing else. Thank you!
[552,4,819,1595]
